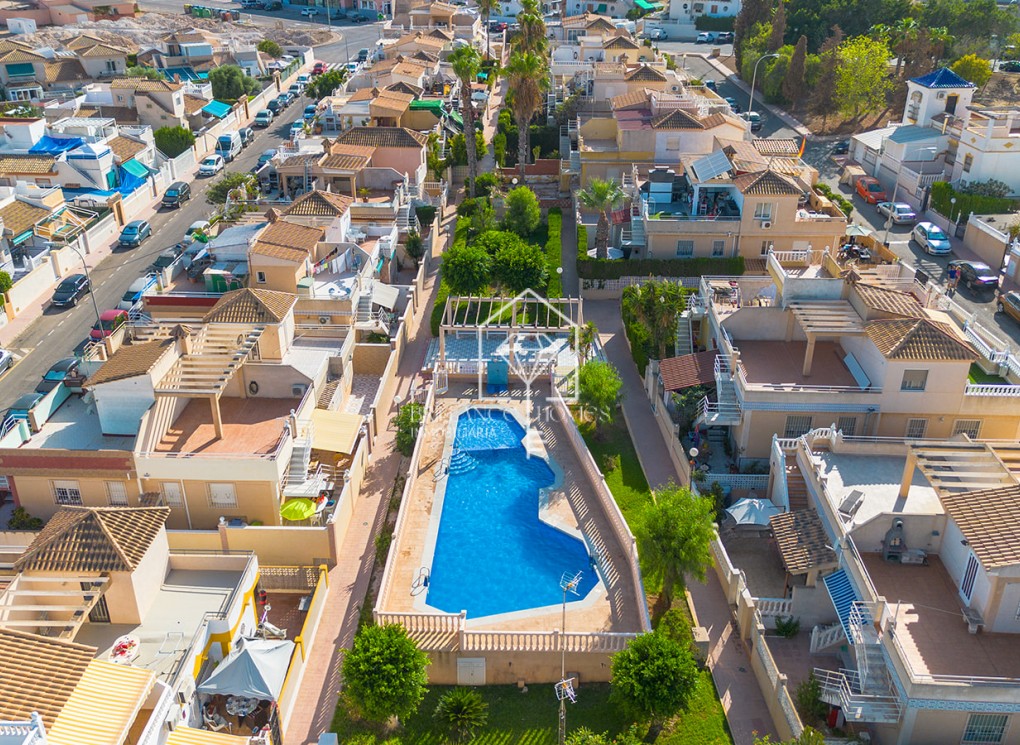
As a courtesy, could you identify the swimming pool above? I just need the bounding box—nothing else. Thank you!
[425,408,598,618]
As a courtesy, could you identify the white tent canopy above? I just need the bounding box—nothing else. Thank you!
[726,498,782,527]
[196,638,295,700]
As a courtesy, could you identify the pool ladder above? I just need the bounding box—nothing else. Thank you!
[410,567,430,596]
[433,458,449,481]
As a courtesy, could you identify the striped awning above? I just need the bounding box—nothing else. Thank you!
[48,660,155,745]
[168,727,253,745]
[311,409,363,454]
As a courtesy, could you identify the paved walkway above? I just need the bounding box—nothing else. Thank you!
[586,300,778,745]
[283,213,452,745]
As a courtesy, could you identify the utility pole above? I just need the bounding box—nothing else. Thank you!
[556,571,581,745]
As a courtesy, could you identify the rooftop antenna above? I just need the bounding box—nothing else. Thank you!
[556,570,582,745]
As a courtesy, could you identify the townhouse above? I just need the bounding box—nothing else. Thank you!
[0,36,132,103]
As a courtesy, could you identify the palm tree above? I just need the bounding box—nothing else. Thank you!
[434,688,488,743]
[477,0,497,60]
[578,178,624,260]
[570,320,600,361]
[505,51,548,176]
[450,46,482,197]
[514,0,548,55]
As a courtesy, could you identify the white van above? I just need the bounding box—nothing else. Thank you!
[216,131,242,162]
[117,274,159,311]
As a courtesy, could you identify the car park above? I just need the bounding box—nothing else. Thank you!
[51,274,90,307]
[199,154,225,176]
[161,181,191,208]
[876,201,916,224]
[948,259,999,291]
[696,32,714,43]
[117,273,159,311]
[35,358,80,394]
[855,176,887,204]
[118,220,151,247]
[254,109,274,127]
[997,290,1020,323]
[912,221,952,255]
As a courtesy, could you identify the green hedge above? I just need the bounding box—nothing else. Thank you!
[545,208,563,297]
[578,256,745,280]
[430,218,471,336]
[695,15,735,31]
[930,182,1019,222]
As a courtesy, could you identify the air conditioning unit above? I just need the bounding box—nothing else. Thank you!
[761,220,772,229]
[937,92,946,99]
[318,315,330,325]
[292,384,308,398]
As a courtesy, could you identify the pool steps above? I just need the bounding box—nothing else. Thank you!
[447,450,478,475]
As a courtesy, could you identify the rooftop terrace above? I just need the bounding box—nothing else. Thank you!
[737,340,860,389]
[154,397,295,455]
[21,395,136,451]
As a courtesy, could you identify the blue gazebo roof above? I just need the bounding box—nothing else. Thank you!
[202,100,233,119]
[909,67,976,89]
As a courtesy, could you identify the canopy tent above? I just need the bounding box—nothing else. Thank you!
[310,409,363,455]
[372,282,399,310]
[725,498,782,526]
[202,100,234,119]
[196,638,295,700]
[29,135,84,155]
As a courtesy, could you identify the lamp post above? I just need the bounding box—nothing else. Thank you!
[66,242,102,332]
[748,53,779,117]
[951,196,958,226]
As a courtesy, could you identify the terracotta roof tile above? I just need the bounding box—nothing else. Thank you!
[15,507,171,573]
[183,94,208,114]
[733,169,802,196]
[111,77,180,92]
[0,629,95,729]
[0,39,34,54]
[658,351,717,391]
[88,338,176,387]
[107,135,147,162]
[204,287,296,324]
[604,35,641,50]
[769,510,837,575]
[852,282,925,318]
[0,48,44,63]
[611,88,653,110]
[281,190,354,217]
[95,105,139,124]
[77,43,129,58]
[865,318,976,361]
[321,152,372,170]
[940,485,1020,568]
[651,108,706,130]
[334,126,427,149]
[257,219,324,251]
[0,199,50,238]
[385,81,424,96]
[250,241,308,262]
[624,64,666,82]
[0,156,56,175]
[44,58,89,84]
[393,61,430,77]
[752,138,802,156]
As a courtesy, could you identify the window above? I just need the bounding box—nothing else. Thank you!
[710,3,718,10]
[676,240,694,258]
[53,480,82,506]
[963,714,1008,745]
[901,369,928,391]
[161,482,183,506]
[208,482,237,508]
[961,551,979,601]
[963,153,974,173]
[106,481,128,506]
[953,419,982,439]
[754,202,773,220]
[784,416,812,439]
[836,416,857,437]
[905,418,928,439]
[256,271,267,284]
[760,240,773,256]
[711,240,725,257]
[105,59,117,71]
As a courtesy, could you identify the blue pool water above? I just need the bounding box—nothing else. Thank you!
[426,409,597,618]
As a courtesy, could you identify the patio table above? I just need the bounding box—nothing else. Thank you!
[226,696,259,718]
[110,634,140,664]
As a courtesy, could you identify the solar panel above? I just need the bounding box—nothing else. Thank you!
[690,150,732,182]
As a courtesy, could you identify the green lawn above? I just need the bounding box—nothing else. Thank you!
[577,417,651,534]
[968,363,1008,385]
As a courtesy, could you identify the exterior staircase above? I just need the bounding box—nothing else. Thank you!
[695,354,741,427]
[396,204,418,232]
[785,455,810,510]
[621,207,645,251]
[284,424,323,498]
[675,311,694,357]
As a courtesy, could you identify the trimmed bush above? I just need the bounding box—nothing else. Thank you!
[578,256,745,281]
[930,181,1019,223]
[415,205,437,227]
[546,208,563,297]
[393,402,425,457]
[694,14,735,30]
[431,218,471,336]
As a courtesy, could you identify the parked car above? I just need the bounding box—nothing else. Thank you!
[281,91,296,105]
[949,259,999,291]
[723,96,741,113]
[345,61,359,76]
[288,83,303,97]
[696,32,714,43]
[290,120,306,136]
[254,109,274,127]
[5,392,44,424]
[997,290,1020,323]
[117,273,159,311]
[488,21,507,32]
[187,254,215,281]
[199,154,225,176]
[833,139,850,155]
[239,127,255,146]
[51,273,90,307]
[647,28,667,41]
[703,79,718,92]
[1000,60,1020,73]
[303,104,318,121]
[0,348,14,376]
[35,358,80,394]
[855,176,887,204]
[149,249,184,275]
[89,309,128,341]
[912,221,952,255]
[300,6,319,15]
[312,61,328,74]
[876,201,917,224]
[741,111,763,132]
[716,31,734,43]
[161,181,191,208]
[257,149,277,169]
[262,0,282,8]
[350,11,368,21]
[118,219,151,248]
[267,98,283,114]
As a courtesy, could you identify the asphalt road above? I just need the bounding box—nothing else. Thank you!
[0,94,310,407]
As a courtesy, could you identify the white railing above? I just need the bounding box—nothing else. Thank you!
[136,682,175,745]
[812,668,903,723]
[373,610,465,634]
[964,383,1020,396]
[810,622,845,652]
[0,715,45,745]
[702,473,769,492]
[734,362,883,394]
[756,597,794,619]
[697,396,741,422]
[461,630,636,653]
[770,436,789,511]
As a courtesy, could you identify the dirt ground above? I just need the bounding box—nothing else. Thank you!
[974,71,1020,107]
[21,11,337,51]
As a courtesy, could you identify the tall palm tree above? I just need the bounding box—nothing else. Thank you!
[514,0,548,55]
[477,0,497,60]
[505,50,548,176]
[578,178,624,260]
[450,46,482,197]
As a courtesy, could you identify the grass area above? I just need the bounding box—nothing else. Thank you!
[659,672,732,745]
[578,417,651,533]
[332,684,630,744]
[546,208,563,297]
[968,363,1008,385]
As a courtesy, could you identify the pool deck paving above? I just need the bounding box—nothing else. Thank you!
[586,299,779,745]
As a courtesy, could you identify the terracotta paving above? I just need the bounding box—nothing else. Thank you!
[737,340,857,388]
[155,397,295,455]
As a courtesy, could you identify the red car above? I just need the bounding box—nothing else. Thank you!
[855,176,888,204]
[312,61,327,75]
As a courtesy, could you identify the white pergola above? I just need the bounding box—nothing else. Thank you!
[899,441,1017,498]
[786,301,866,376]
[0,575,109,639]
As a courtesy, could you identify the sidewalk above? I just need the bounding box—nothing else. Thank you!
[282,211,451,745]
[586,300,778,745]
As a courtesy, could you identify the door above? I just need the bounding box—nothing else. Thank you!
[945,94,959,115]
[457,658,485,685]
[960,551,979,603]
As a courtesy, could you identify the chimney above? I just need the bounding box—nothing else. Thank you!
[265,207,279,223]
[170,324,193,356]
[173,73,181,84]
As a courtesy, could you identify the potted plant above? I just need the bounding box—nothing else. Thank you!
[358,187,371,202]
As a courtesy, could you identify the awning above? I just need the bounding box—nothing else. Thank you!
[48,660,155,745]
[311,409,363,454]
[595,3,607,11]
[168,727,252,745]
[29,135,84,154]
[202,100,233,119]
[12,229,33,246]
[372,282,400,310]
[658,351,717,392]
[121,158,151,179]
[823,568,868,641]
[634,0,660,8]
[196,638,295,700]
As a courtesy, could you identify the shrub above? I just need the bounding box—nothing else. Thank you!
[600,452,621,473]
[814,182,853,218]
[430,280,451,336]
[415,205,437,227]
[579,256,744,281]
[794,673,829,725]
[404,229,426,268]
[546,207,563,297]
[7,507,43,530]
[474,229,528,257]
[0,270,12,295]
[493,240,547,293]
[433,688,489,743]
[257,39,283,58]
[695,14,735,30]
[578,360,622,427]
[208,65,260,100]
[153,126,196,158]
[374,529,393,565]
[393,402,425,457]
[443,242,492,295]
[474,172,499,198]
[456,197,483,218]
[931,181,1019,221]
[774,615,801,638]
[341,624,430,723]
[502,185,541,237]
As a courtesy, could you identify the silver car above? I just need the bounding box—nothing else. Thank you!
[912,221,952,255]
[876,201,916,224]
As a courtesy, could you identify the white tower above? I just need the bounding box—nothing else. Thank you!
[903,67,976,128]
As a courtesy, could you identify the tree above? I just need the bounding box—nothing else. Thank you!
[578,360,622,427]
[442,241,492,294]
[503,185,541,236]
[404,229,426,268]
[951,53,993,87]
[477,0,497,59]
[153,126,196,158]
[209,65,260,101]
[257,39,283,58]
[783,35,808,102]
[306,69,346,100]
[206,172,256,205]
[570,321,600,362]
[513,0,548,55]
[474,229,527,256]
[450,46,482,197]
[126,65,163,80]
[493,240,547,293]
[637,483,716,608]
[393,401,425,456]
[505,51,548,176]
[341,623,430,724]
[433,688,488,743]
[610,631,699,738]
[623,280,688,361]
[753,728,827,745]
[810,26,843,127]
[578,178,624,260]
[835,35,893,118]
[768,0,787,51]
[734,0,772,69]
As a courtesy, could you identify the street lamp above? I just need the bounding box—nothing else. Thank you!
[951,196,958,225]
[66,242,102,332]
[748,53,779,117]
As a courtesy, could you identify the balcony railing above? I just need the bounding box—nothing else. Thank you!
[964,383,1020,396]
